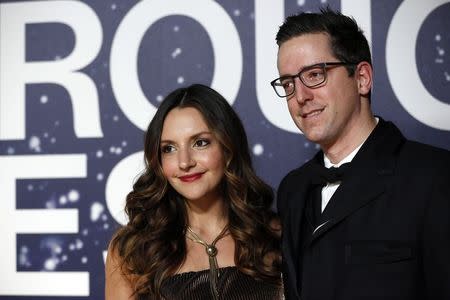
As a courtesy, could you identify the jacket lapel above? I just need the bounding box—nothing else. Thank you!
[309,164,390,243]
[304,118,405,246]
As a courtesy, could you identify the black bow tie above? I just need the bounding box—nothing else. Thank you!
[310,162,351,186]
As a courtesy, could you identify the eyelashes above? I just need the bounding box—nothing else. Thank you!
[160,138,211,154]
[161,144,175,153]
[193,138,210,148]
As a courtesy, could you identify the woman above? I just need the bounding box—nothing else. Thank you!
[105,84,282,299]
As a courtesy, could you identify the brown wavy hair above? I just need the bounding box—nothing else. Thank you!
[109,84,281,298]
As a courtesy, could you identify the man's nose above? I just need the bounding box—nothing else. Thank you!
[292,77,313,104]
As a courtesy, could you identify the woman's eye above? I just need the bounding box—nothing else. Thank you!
[194,139,210,147]
[161,145,175,153]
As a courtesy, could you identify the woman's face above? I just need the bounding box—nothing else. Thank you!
[160,107,226,204]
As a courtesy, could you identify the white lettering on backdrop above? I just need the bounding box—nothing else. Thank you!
[0,154,89,296]
[110,0,242,130]
[0,0,448,297]
[386,0,450,130]
[0,0,103,140]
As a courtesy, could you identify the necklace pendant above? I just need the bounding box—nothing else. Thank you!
[206,245,218,257]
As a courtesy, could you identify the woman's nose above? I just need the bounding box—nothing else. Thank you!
[178,148,196,170]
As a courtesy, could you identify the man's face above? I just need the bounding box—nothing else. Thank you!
[277,33,363,149]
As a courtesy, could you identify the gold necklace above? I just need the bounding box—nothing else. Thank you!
[186,225,229,299]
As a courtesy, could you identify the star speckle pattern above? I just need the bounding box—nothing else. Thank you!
[1,2,448,300]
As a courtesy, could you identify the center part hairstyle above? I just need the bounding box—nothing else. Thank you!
[276,7,372,77]
[110,84,281,298]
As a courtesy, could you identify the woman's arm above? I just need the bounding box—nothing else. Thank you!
[105,245,135,300]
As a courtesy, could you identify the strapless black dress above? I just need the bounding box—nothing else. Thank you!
[159,266,282,299]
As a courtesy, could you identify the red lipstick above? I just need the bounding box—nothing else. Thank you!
[179,173,203,182]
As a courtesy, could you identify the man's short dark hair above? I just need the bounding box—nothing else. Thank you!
[276,7,372,76]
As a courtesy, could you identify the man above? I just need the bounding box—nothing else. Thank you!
[271,8,450,300]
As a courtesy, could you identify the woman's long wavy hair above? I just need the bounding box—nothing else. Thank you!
[110,84,281,298]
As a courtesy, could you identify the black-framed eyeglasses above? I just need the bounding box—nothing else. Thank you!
[270,62,358,98]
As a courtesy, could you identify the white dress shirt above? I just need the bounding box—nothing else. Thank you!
[321,146,360,212]
[320,119,379,212]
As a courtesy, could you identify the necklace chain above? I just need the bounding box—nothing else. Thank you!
[185,224,229,300]
[186,225,229,257]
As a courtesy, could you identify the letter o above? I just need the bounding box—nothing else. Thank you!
[105,151,145,225]
[386,0,450,130]
[110,0,242,130]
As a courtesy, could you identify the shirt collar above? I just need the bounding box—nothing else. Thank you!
[324,117,379,168]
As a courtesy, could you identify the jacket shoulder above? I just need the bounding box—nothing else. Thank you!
[276,160,314,214]
[400,140,450,167]
[278,163,310,190]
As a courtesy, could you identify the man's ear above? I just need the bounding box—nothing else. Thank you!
[356,61,373,96]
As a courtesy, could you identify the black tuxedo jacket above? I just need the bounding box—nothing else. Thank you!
[277,118,450,300]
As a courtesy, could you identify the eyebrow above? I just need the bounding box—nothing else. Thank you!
[279,61,328,78]
[160,131,213,144]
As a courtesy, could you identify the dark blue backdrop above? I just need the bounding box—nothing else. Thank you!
[0,0,449,299]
